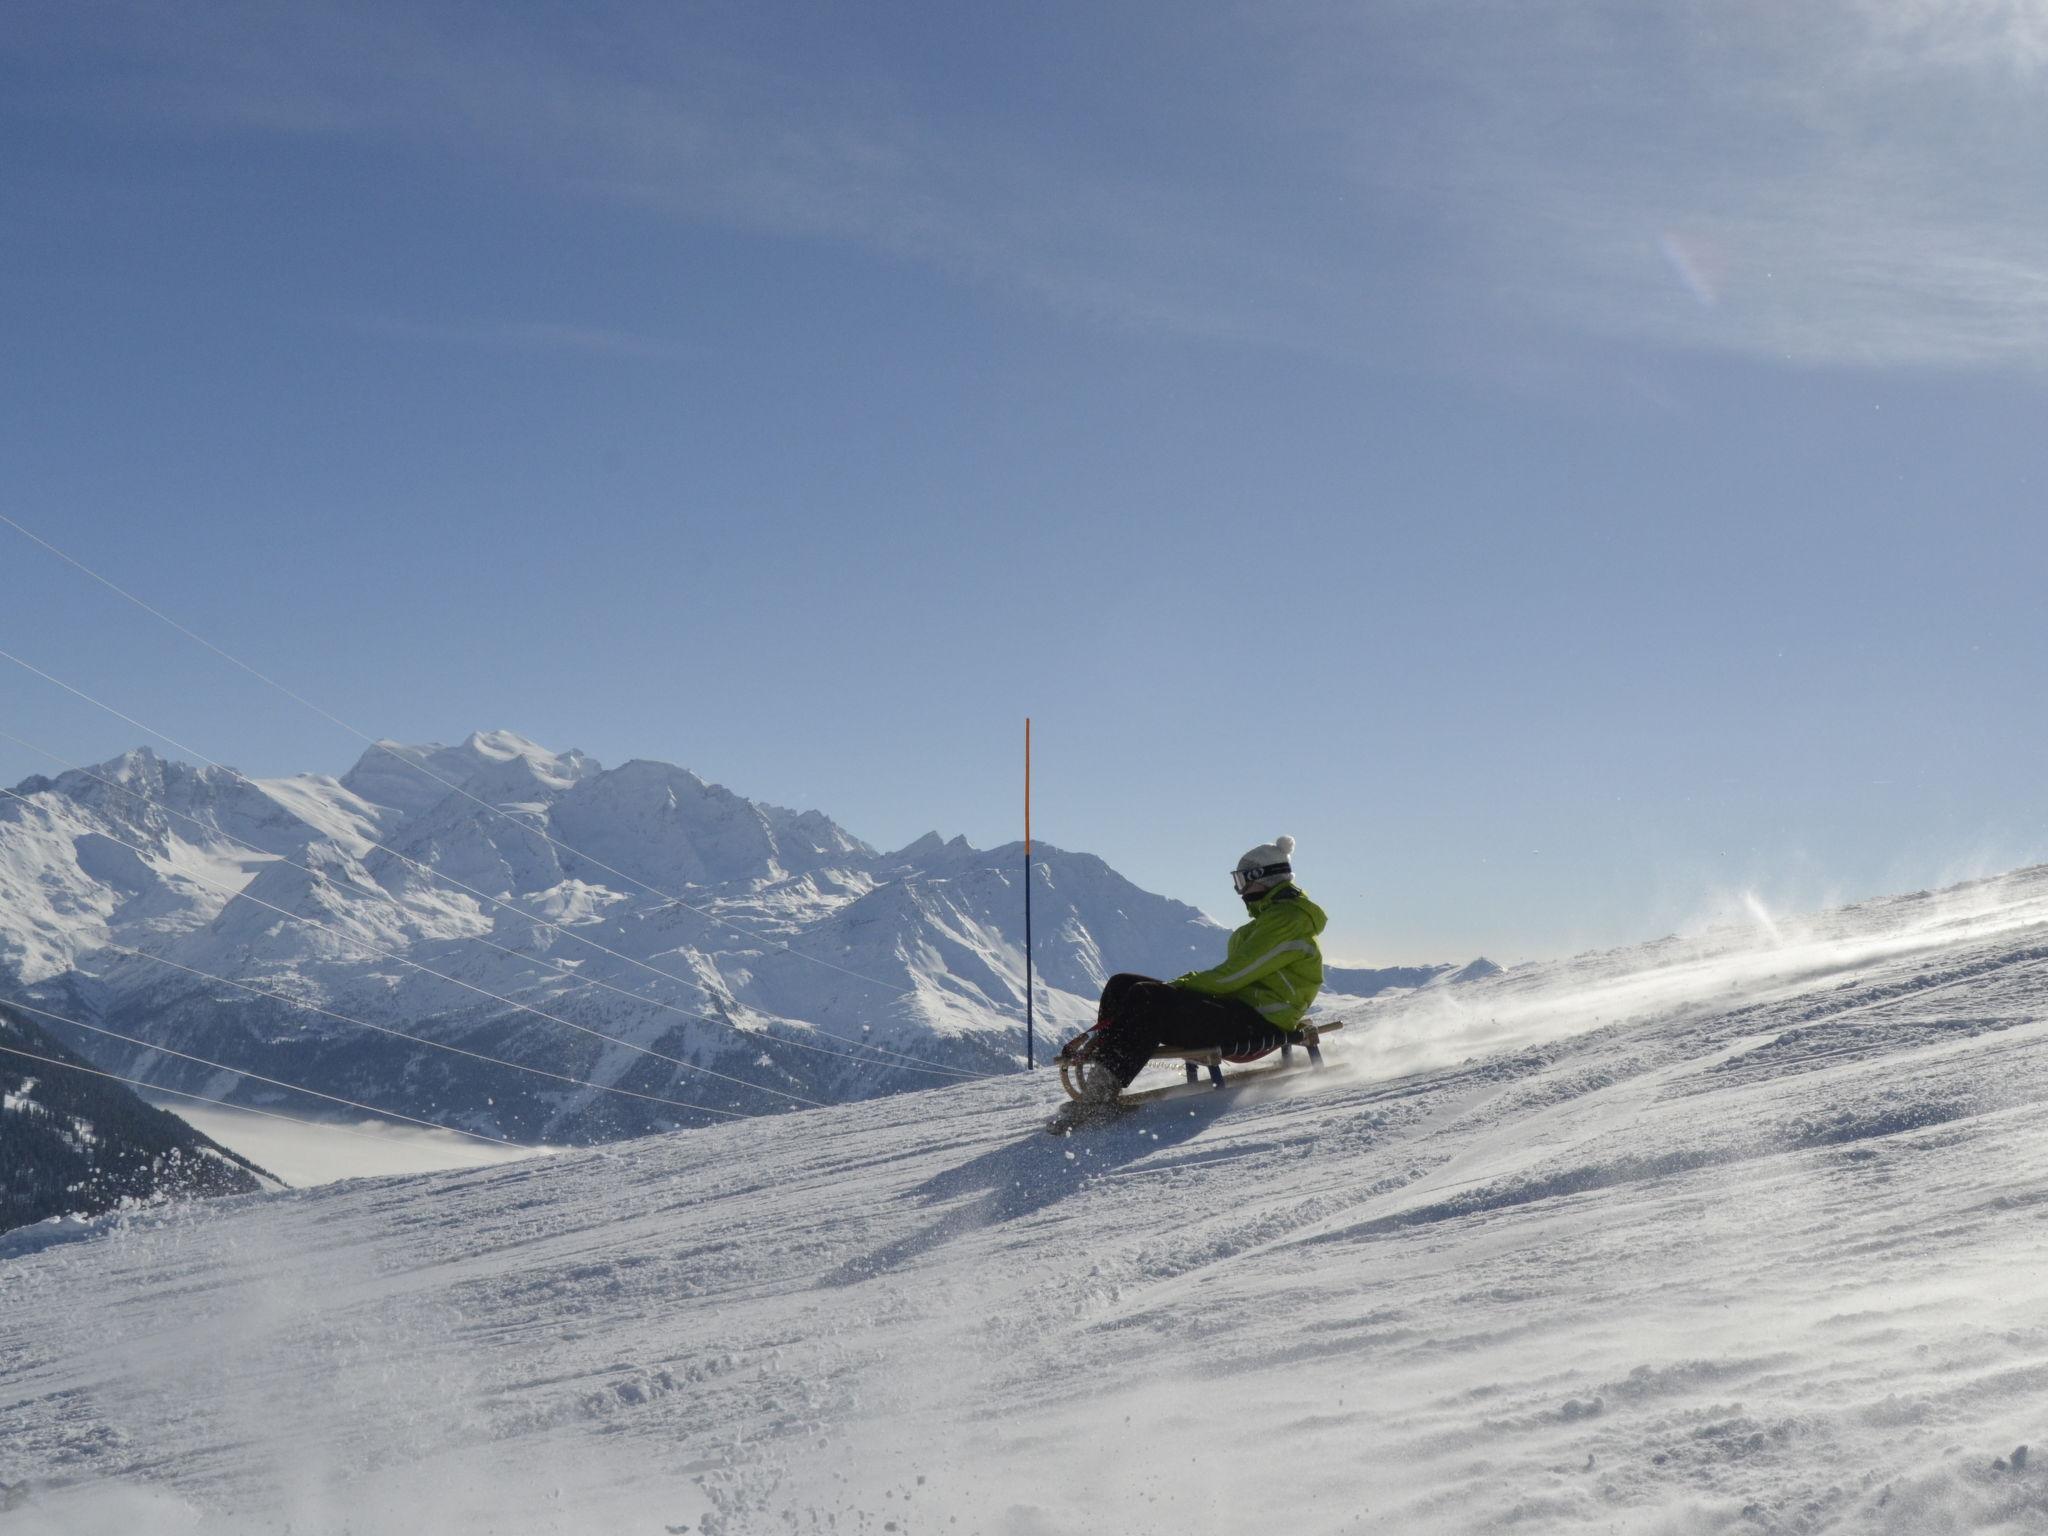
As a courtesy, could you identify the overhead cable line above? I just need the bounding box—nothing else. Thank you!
[0,999,524,1147]
[0,725,981,1083]
[100,943,752,1121]
[0,509,1005,1024]
[0,783,830,1111]
[0,1038,538,1162]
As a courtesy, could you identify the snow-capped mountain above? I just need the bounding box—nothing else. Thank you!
[2,732,1453,1143]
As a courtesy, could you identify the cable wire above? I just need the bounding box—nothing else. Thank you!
[0,1039,545,1169]
[99,943,751,1121]
[1,1000,523,1147]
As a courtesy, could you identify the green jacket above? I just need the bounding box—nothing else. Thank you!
[1172,882,1327,1031]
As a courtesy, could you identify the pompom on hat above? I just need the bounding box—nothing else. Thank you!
[1231,835,1296,897]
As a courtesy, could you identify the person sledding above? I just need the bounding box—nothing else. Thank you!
[1059,836,1327,1107]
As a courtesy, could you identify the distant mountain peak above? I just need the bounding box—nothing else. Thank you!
[892,832,949,861]
[341,731,600,817]
[458,730,599,778]
[93,745,173,784]
[464,728,544,758]
[1440,957,1504,985]
[602,757,712,791]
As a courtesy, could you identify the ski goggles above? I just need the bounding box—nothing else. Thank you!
[1230,861,1291,896]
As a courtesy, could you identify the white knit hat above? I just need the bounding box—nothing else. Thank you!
[1231,835,1296,896]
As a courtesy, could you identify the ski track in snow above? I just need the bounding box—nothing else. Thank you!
[6,875,2048,1533]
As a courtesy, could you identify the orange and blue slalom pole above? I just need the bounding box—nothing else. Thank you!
[1024,716,1034,1070]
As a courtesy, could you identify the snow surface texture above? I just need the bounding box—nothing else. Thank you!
[5,867,2048,1533]
[2,733,1308,1140]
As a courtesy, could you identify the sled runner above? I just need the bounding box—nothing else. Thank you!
[1053,1019,1344,1103]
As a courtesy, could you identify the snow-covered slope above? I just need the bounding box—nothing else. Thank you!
[5,866,2047,1533]
[0,734,1256,1142]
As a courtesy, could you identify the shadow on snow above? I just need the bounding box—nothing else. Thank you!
[820,1093,1236,1286]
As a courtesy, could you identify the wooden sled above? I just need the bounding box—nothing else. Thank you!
[1055,1019,1344,1103]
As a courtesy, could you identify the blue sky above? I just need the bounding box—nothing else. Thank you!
[4,0,2045,964]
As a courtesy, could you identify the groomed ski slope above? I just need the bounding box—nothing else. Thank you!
[7,870,2048,1534]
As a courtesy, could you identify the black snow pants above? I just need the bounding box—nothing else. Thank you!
[1089,973,1291,1089]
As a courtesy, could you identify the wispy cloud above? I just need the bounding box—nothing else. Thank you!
[7,0,1441,371]
[7,1,1331,352]
[12,0,2048,375]
[1281,0,2048,371]
[1854,0,2048,78]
